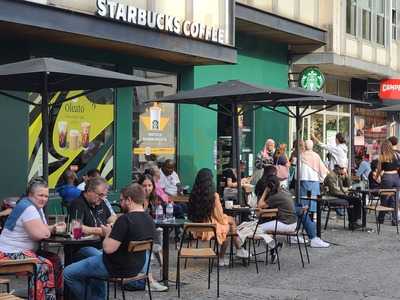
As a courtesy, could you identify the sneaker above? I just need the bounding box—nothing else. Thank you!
[218,257,230,267]
[290,236,306,244]
[236,247,250,258]
[310,237,330,248]
[149,281,168,292]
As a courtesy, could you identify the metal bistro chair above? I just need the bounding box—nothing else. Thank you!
[176,223,219,298]
[367,189,399,235]
[246,208,279,273]
[265,207,310,269]
[0,258,37,300]
[84,240,154,300]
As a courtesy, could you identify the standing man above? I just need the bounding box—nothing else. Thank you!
[64,183,155,300]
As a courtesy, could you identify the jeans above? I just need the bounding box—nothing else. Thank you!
[378,173,400,223]
[295,205,316,240]
[64,254,108,300]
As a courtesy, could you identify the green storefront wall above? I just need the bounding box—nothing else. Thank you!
[178,35,290,187]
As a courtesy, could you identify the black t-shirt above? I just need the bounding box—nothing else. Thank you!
[103,212,156,277]
[68,194,111,227]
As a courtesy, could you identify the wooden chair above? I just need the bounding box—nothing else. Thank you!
[0,293,23,300]
[84,240,153,300]
[176,223,219,298]
[367,189,398,234]
[246,208,279,273]
[0,258,37,300]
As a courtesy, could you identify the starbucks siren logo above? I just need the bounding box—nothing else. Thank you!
[299,67,325,92]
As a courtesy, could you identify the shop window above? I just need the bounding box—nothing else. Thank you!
[132,69,177,172]
[346,0,357,35]
[376,0,385,45]
[28,89,115,188]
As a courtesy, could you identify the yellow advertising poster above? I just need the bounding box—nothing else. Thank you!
[29,90,114,188]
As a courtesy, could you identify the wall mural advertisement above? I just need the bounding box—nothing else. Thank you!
[29,90,114,188]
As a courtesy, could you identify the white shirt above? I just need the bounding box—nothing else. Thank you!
[299,161,320,182]
[160,169,181,196]
[320,143,348,170]
[77,182,86,191]
[0,206,46,253]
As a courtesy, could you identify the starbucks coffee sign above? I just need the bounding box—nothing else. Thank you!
[96,0,225,45]
[299,66,325,92]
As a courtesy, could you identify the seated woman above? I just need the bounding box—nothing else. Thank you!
[56,170,81,206]
[135,174,168,292]
[0,177,63,300]
[188,168,249,266]
[257,175,329,248]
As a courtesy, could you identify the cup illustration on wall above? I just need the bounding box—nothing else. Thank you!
[58,121,68,148]
[81,122,91,148]
[69,129,80,151]
[150,103,161,130]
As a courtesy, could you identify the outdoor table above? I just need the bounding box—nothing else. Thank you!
[223,206,256,223]
[300,196,342,238]
[171,195,189,204]
[42,234,101,300]
[154,218,186,286]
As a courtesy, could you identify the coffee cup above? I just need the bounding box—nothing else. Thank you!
[225,200,233,209]
[81,122,91,148]
[58,121,68,148]
[69,129,80,150]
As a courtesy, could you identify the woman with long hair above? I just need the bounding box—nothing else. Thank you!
[377,140,400,224]
[274,143,290,187]
[188,168,249,266]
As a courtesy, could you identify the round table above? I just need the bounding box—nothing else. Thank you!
[155,218,186,286]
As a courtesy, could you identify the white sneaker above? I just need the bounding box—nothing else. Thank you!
[218,257,230,267]
[149,281,168,292]
[236,247,250,258]
[290,236,306,244]
[310,237,330,248]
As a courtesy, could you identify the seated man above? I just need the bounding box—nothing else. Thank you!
[324,164,362,230]
[56,170,81,206]
[159,159,181,197]
[68,177,117,257]
[77,169,117,216]
[64,183,155,300]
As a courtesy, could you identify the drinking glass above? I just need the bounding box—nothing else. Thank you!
[71,219,83,239]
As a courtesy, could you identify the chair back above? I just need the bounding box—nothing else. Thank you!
[127,240,153,253]
[180,223,218,254]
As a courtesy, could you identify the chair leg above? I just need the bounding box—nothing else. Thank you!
[147,278,152,300]
[121,280,126,300]
[229,235,234,268]
[177,258,181,297]
[275,244,281,271]
[343,207,346,229]
[265,245,269,266]
[217,255,220,298]
[114,281,117,298]
[207,258,211,289]
[303,234,310,264]
[106,281,110,300]
[296,235,305,268]
[252,239,259,274]
[324,208,330,230]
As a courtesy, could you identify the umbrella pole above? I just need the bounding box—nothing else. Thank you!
[41,73,49,182]
[295,106,301,204]
[232,103,242,205]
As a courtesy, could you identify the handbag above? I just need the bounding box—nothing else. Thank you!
[276,164,289,180]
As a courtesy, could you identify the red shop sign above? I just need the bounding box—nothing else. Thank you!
[379,79,400,100]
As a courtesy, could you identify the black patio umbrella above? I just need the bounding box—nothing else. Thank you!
[145,80,316,204]
[252,89,369,204]
[0,57,170,181]
[375,104,400,111]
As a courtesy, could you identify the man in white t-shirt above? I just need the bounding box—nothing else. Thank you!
[159,160,181,196]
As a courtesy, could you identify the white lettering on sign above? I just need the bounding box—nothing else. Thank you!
[95,0,226,45]
[382,84,400,92]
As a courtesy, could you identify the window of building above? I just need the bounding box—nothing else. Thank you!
[132,69,177,172]
[346,0,357,35]
[376,0,385,45]
[360,0,372,40]
[392,0,400,40]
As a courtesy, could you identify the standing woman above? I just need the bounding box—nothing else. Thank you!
[274,143,290,188]
[188,168,249,266]
[255,139,276,168]
[0,178,63,300]
[377,140,400,224]
[299,140,329,212]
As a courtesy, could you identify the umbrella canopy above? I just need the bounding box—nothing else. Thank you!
[148,80,313,106]
[0,57,170,93]
[375,104,400,111]
[0,57,169,182]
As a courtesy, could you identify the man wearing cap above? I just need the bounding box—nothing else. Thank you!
[324,163,362,230]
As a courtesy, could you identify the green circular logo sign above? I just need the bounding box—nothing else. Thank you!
[299,66,325,92]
